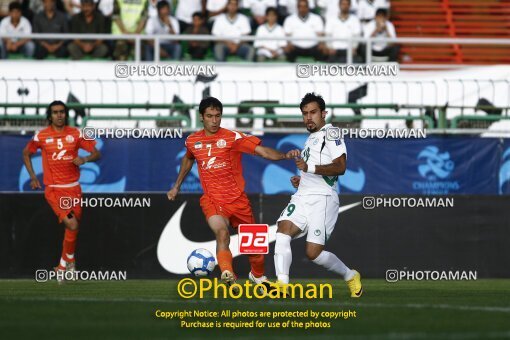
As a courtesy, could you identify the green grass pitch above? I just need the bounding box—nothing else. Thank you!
[1,279,509,339]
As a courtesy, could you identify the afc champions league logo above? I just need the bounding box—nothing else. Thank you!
[418,146,455,180]
[413,146,459,195]
[500,147,510,194]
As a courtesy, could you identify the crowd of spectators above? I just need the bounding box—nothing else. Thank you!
[0,0,399,61]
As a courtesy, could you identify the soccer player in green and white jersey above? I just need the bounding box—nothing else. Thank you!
[273,93,363,298]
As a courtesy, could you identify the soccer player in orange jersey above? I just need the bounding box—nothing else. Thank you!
[167,97,299,288]
[22,101,101,282]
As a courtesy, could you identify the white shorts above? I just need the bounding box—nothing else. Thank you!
[276,194,339,245]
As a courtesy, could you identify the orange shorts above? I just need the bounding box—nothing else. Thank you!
[44,185,83,223]
[200,193,255,228]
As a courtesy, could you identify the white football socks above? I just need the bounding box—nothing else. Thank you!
[312,250,355,281]
[274,233,292,284]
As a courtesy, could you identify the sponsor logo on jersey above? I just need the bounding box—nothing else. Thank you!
[202,157,227,170]
[52,149,71,161]
[66,135,75,143]
[194,141,202,149]
[45,137,54,144]
[205,157,216,169]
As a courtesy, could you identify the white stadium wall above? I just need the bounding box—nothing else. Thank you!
[0,62,509,130]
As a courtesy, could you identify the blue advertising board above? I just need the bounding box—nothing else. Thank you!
[0,134,507,195]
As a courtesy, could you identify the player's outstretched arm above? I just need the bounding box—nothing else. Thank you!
[72,147,101,166]
[254,145,301,161]
[167,156,194,201]
[295,154,346,176]
[22,146,42,190]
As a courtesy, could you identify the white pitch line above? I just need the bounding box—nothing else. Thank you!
[1,296,510,313]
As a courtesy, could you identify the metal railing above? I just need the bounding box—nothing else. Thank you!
[1,73,509,132]
[2,102,509,133]
[1,33,510,63]
[2,77,508,112]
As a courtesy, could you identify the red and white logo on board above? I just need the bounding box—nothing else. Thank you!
[238,224,269,254]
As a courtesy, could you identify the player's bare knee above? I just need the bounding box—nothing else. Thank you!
[305,246,322,261]
[215,228,230,244]
[277,221,298,237]
[64,218,79,231]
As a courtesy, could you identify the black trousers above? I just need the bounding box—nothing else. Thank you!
[286,45,323,62]
[34,42,68,59]
[188,45,208,60]
[327,49,363,63]
[358,44,400,62]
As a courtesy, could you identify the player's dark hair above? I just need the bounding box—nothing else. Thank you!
[157,0,169,12]
[300,92,326,112]
[9,1,22,11]
[341,0,352,5]
[46,100,69,125]
[375,8,388,17]
[297,0,309,7]
[192,11,204,20]
[265,6,278,16]
[199,97,223,115]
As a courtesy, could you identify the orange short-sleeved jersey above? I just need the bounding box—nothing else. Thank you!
[185,128,261,204]
[26,126,96,186]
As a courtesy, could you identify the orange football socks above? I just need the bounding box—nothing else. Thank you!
[248,254,265,278]
[61,229,78,265]
[216,249,235,275]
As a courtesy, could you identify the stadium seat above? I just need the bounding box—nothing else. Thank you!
[392,0,510,64]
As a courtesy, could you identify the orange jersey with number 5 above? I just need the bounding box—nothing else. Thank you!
[26,126,96,186]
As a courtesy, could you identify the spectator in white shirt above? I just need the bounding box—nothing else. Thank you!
[254,7,285,61]
[207,0,227,20]
[325,0,361,63]
[318,0,358,20]
[243,0,276,27]
[144,0,181,60]
[147,0,157,18]
[360,7,398,61]
[278,0,314,18]
[357,0,389,24]
[98,0,114,18]
[283,0,324,62]
[212,0,254,61]
[64,0,82,16]
[0,2,34,59]
[175,0,205,32]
